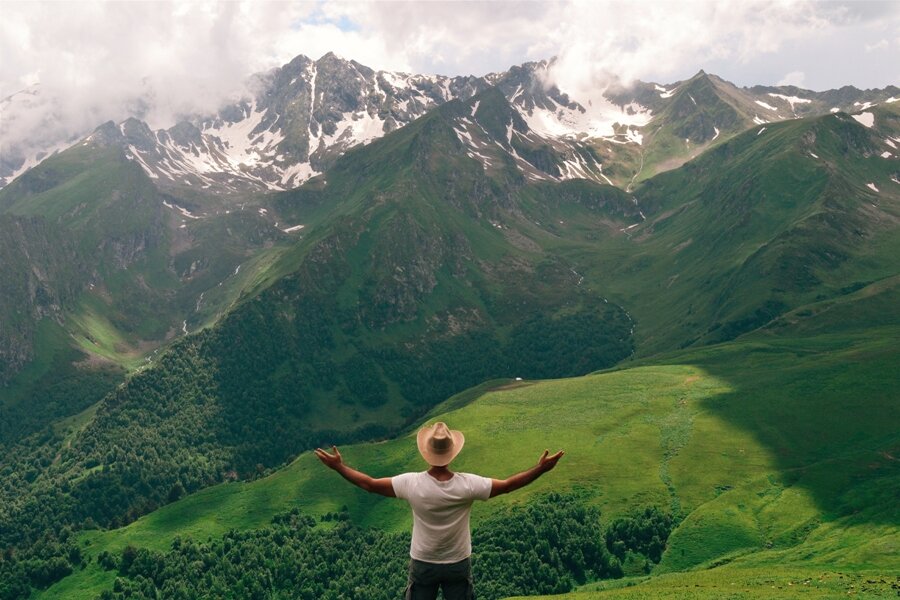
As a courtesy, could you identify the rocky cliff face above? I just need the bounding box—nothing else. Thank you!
[0,216,87,382]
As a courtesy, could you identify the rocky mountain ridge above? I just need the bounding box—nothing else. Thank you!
[3,54,897,191]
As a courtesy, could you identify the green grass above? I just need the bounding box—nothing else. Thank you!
[39,306,900,597]
[0,319,123,440]
[523,567,897,599]
[37,564,117,600]
[67,295,147,369]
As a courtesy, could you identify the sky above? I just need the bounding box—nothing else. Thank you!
[1,0,899,162]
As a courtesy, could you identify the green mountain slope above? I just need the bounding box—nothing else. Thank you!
[578,104,900,356]
[0,123,293,418]
[0,214,87,383]
[36,276,899,598]
[0,89,640,573]
[4,88,899,599]
[0,215,124,444]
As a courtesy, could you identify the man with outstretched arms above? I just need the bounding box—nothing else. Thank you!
[315,421,564,600]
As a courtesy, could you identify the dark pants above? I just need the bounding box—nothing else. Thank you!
[405,557,475,600]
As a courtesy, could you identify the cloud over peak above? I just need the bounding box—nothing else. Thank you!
[2,0,898,176]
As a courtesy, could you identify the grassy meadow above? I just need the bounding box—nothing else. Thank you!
[38,295,900,598]
[520,566,898,599]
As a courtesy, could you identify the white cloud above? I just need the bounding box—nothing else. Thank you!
[865,39,889,51]
[2,0,899,174]
[1,1,315,167]
[778,71,807,87]
[310,2,550,76]
[545,0,832,98]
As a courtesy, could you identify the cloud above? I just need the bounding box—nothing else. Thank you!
[2,0,899,175]
[865,39,889,51]
[0,0,550,171]
[778,71,807,87]
[292,1,551,77]
[1,2,309,166]
[544,0,834,98]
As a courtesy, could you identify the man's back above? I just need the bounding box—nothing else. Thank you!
[315,421,563,600]
[392,471,492,564]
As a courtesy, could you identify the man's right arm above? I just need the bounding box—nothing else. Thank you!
[314,446,397,497]
[490,449,564,498]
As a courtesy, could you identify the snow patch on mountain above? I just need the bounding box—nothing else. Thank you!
[380,71,410,90]
[280,162,318,187]
[5,140,72,185]
[125,146,159,179]
[559,151,607,184]
[767,93,811,109]
[625,128,643,145]
[866,183,879,192]
[321,109,386,148]
[655,84,676,99]
[203,102,267,165]
[519,94,652,140]
[755,100,779,112]
[453,111,612,186]
[851,112,875,128]
[163,200,202,219]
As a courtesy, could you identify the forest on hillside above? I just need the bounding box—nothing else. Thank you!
[0,494,674,600]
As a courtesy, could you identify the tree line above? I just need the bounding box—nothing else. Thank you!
[87,495,672,600]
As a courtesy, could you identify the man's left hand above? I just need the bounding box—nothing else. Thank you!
[537,449,564,472]
[315,445,343,470]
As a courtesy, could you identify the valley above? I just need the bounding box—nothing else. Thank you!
[0,50,898,600]
[36,300,900,598]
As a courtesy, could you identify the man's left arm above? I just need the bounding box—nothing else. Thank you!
[489,449,564,497]
[314,446,396,497]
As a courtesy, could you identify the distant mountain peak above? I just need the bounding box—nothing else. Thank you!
[3,54,898,191]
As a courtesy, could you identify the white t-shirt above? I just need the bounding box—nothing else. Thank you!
[392,471,493,563]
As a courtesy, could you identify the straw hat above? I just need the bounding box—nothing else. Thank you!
[416,422,465,467]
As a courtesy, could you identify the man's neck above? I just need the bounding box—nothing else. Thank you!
[427,465,454,481]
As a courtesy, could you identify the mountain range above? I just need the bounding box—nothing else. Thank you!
[4,53,897,192]
[0,52,898,599]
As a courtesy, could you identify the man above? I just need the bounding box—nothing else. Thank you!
[315,421,564,600]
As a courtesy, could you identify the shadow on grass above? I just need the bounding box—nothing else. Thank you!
[663,326,900,525]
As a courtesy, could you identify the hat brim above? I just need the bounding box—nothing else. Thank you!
[416,426,465,467]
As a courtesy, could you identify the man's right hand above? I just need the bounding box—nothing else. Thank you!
[314,445,343,470]
[314,446,396,497]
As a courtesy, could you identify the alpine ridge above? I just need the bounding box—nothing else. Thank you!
[3,54,897,191]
